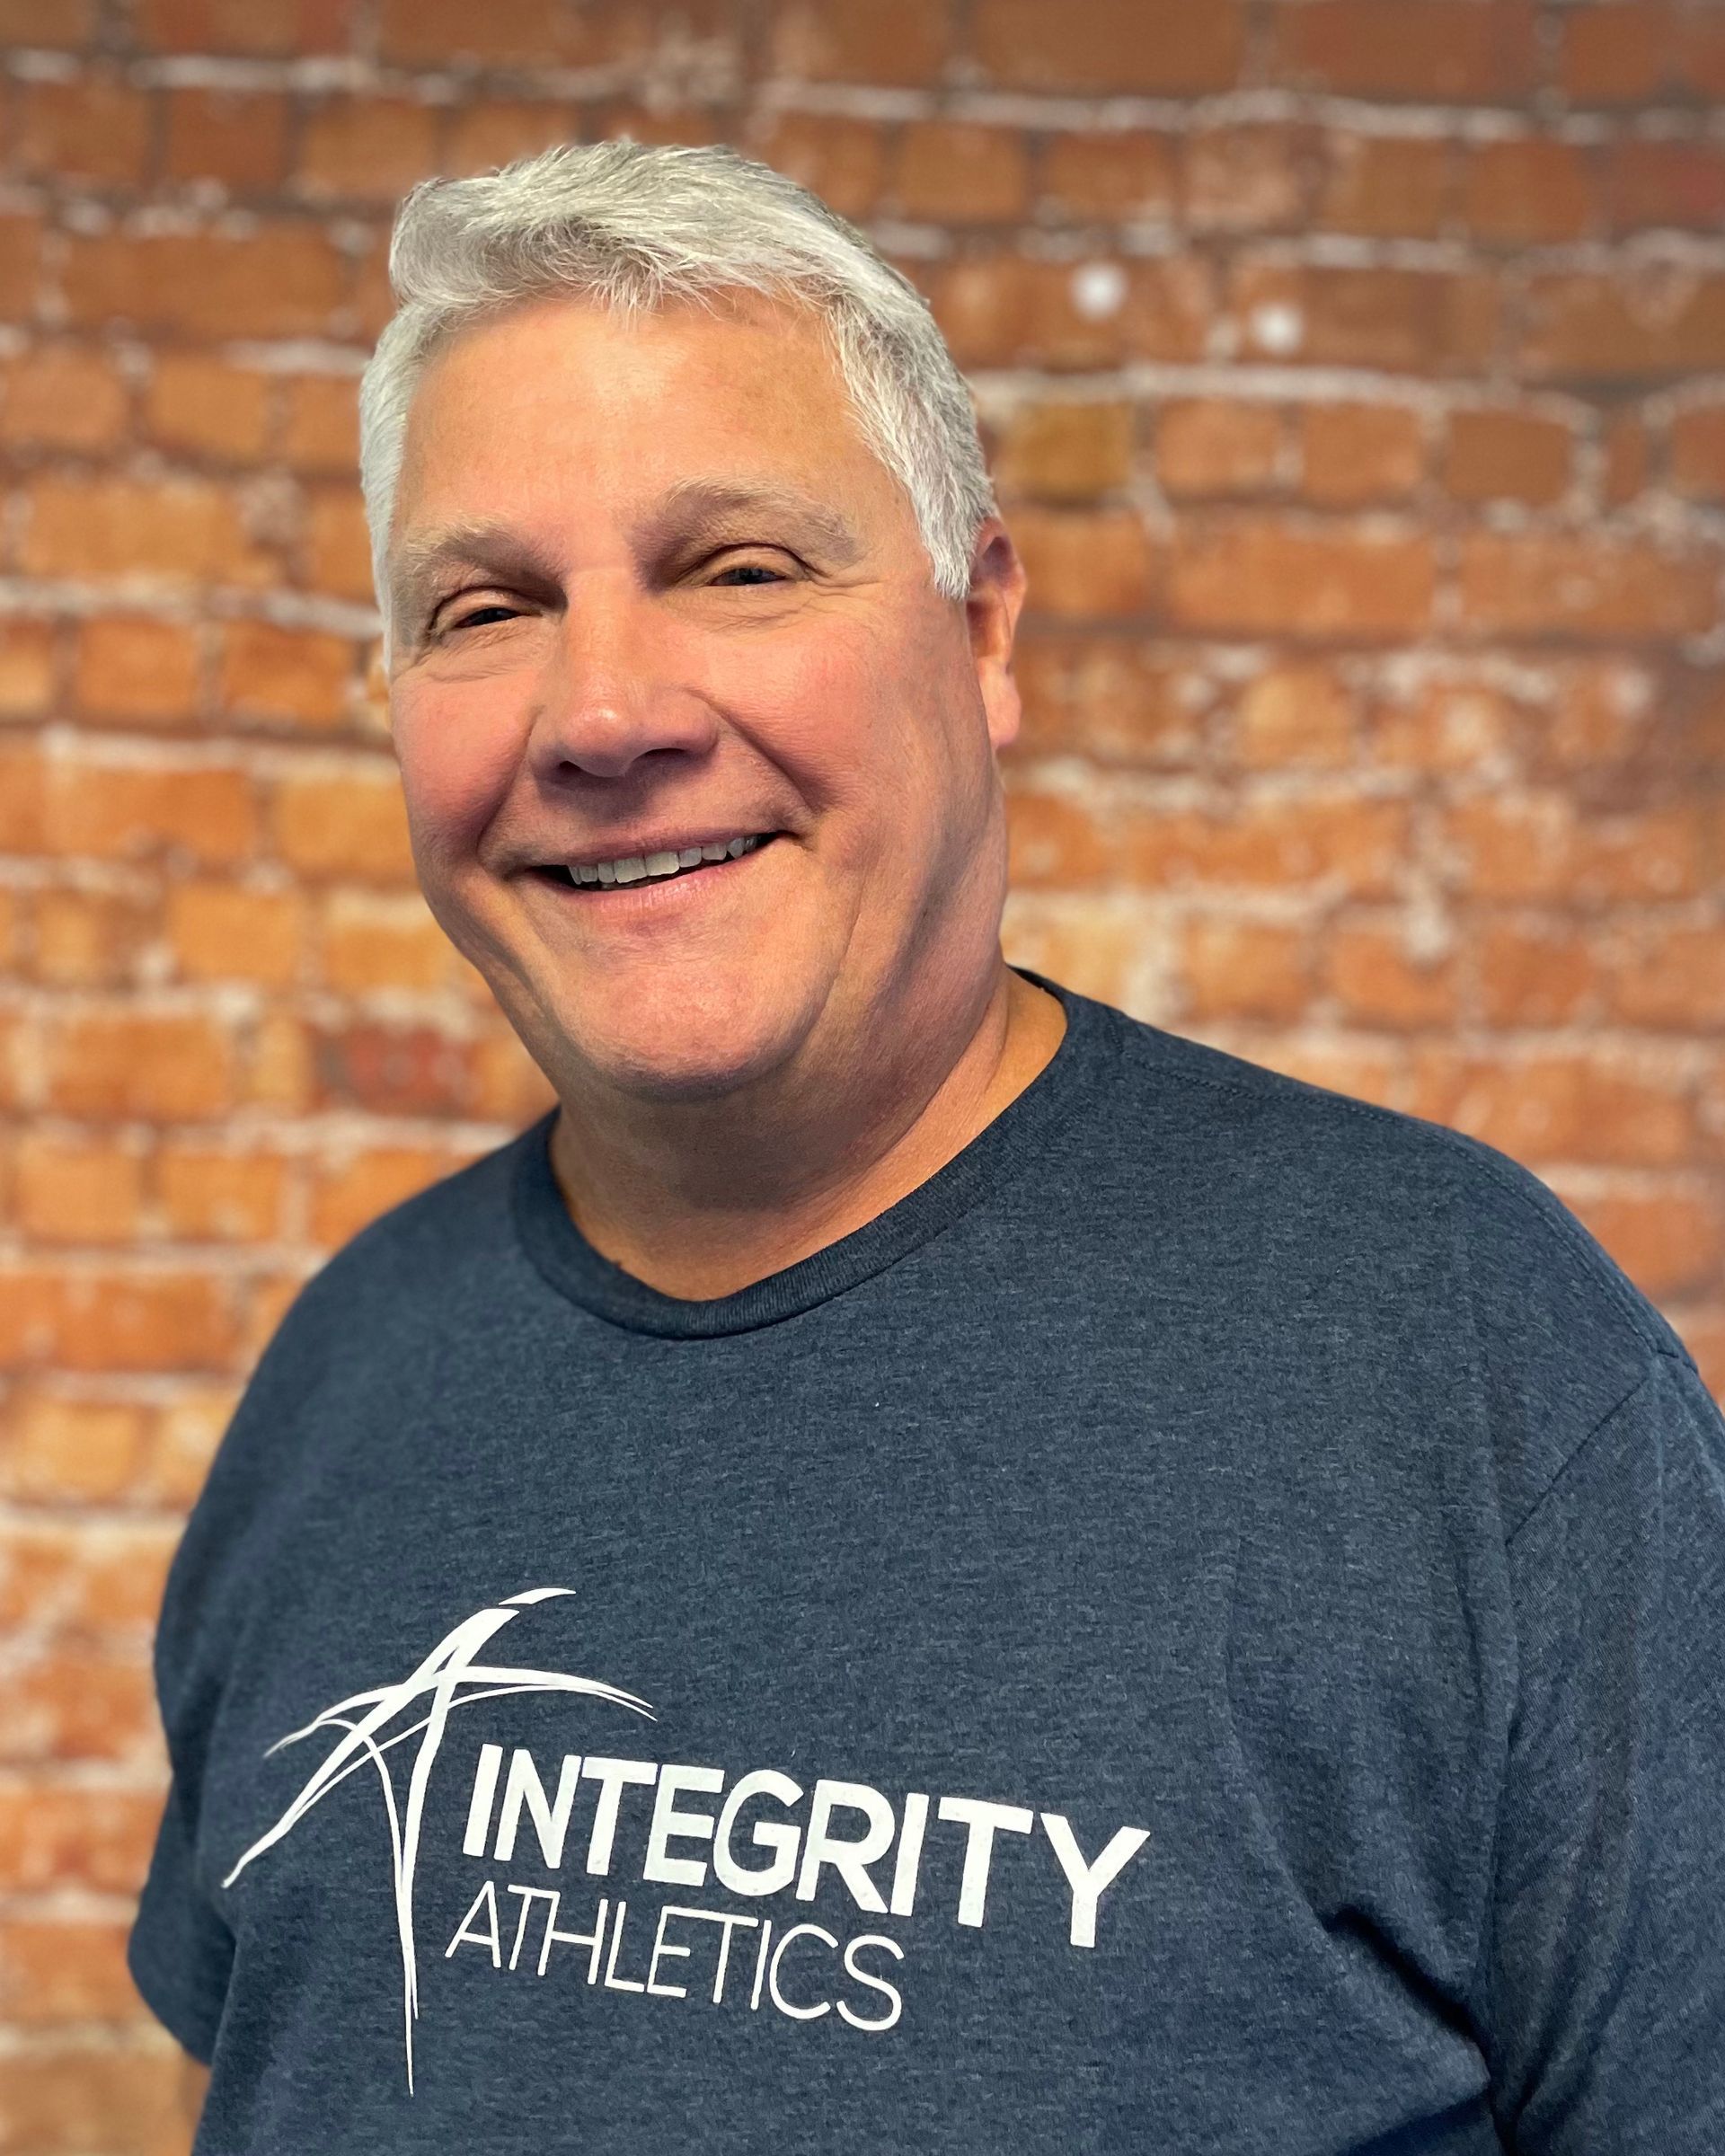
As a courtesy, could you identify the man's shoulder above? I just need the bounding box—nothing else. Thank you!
[1094,1004,1694,1519]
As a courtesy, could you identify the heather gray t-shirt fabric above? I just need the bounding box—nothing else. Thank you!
[129,969,1725,2154]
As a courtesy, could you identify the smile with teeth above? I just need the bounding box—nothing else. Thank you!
[540,833,774,888]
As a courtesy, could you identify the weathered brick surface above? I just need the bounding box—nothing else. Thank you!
[3,4,1724,2136]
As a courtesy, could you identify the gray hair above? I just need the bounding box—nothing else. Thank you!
[358,138,996,632]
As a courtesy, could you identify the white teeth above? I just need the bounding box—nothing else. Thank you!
[553,833,773,886]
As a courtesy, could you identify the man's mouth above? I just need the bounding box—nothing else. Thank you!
[529,832,782,892]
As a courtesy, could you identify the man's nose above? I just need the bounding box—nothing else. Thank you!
[525,584,721,782]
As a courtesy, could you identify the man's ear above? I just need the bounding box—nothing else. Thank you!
[965,517,1027,755]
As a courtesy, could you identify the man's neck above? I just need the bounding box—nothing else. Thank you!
[546,965,1069,1302]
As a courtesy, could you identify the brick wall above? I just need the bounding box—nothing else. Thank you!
[2,0,1723,2143]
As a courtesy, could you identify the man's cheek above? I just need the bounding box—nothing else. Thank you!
[394,689,523,862]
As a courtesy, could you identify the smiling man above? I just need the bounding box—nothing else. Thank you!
[129,144,1725,2155]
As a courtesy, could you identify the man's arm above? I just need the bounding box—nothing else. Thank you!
[178,2054,208,2140]
[1478,1350,1725,2150]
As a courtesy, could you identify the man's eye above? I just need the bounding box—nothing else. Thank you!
[443,604,522,631]
[709,561,788,587]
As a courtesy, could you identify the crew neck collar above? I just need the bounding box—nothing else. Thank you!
[510,968,1119,1339]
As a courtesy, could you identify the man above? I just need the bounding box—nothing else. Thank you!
[129,141,1724,2153]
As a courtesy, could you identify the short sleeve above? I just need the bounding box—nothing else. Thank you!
[127,1763,233,2064]
[1478,1350,1725,2152]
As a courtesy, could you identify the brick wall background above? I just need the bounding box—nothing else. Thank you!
[3,0,1724,2144]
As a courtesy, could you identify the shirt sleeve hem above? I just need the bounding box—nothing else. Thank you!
[127,1924,221,2065]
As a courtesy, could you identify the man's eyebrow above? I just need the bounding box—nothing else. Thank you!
[385,526,547,629]
[640,479,866,564]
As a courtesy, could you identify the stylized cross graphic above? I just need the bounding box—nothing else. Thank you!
[225,1587,657,2092]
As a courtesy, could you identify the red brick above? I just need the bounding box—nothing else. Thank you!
[165,880,304,986]
[1670,402,1725,500]
[1179,916,1313,1022]
[1004,788,1114,888]
[0,1519,175,1634]
[1013,507,1157,620]
[774,0,951,84]
[1443,795,1704,901]
[317,890,452,991]
[272,766,416,881]
[447,100,582,180]
[1465,139,1596,244]
[932,253,1212,370]
[1521,270,1725,379]
[27,888,156,989]
[1476,916,1597,1025]
[244,1012,316,1110]
[74,618,202,724]
[0,345,129,451]
[314,1021,481,1116]
[308,1145,454,1244]
[0,741,46,850]
[895,123,1029,223]
[1157,398,1286,497]
[377,0,572,63]
[139,1384,234,1507]
[146,353,273,463]
[297,95,441,202]
[1561,1183,1721,1302]
[303,483,376,601]
[1300,403,1425,505]
[1604,922,1725,1028]
[1457,532,1719,636]
[41,757,256,867]
[0,1916,142,2025]
[751,113,887,221]
[10,75,152,187]
[164,85,291,190]
[1039,133,1178,220]
[1271,0,1536,97]
[1445,409,1571,504]
[279,374,358,473]
[1184,125,1312,234]
[972,0,1245,92]
[65,225,345,340]
[41,1010,238,1119]
[0,0,99,42]
[137,0,357,53]
[13,1135,145,1243]
[1678,8,1725,96]
[1608,139,1725,233]
[993,401,1134,502]
[1560,1,1675,102]
[1234,261,1499,373]
[0,1780,158,1891]
[0,1392,149,1506]
[0,2040,186,2149]
[1122,795,1411,896]
[0,1644,155,1759]
[1325,920,1460,1029]
[1233,664,1356,767]
[0,617,57,718]
[22,475,272,588]
[1410,1052,1696,1166]
[219,620,354,730]
[1012,638,1206,765]
[0,1266,234,1374]
[1168,518,1435,638]
[0,212,42,320]
[1317,134,1455,237]
[155,1144,288,1240]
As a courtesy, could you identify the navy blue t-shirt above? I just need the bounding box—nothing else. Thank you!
[129,970,1725,2152]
